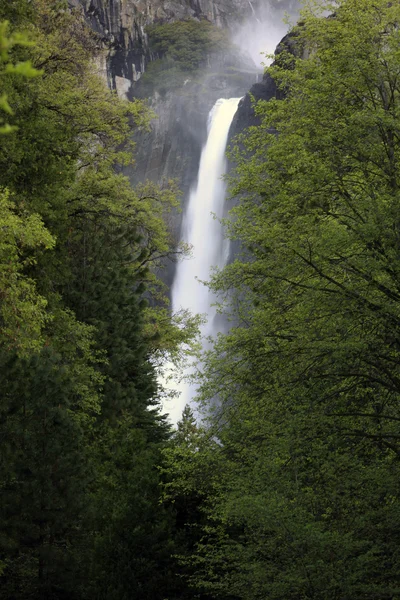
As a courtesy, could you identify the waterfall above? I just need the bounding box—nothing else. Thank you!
[163,97,241,425]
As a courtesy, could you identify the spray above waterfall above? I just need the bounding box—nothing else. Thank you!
[233,0,298,67]
[162,98,241,425]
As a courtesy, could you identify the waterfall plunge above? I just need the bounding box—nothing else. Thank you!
[163,97,241,425]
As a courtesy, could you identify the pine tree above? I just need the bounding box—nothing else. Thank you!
[0,3,184,597]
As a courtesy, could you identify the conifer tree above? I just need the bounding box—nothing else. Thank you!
[0,2,188,597]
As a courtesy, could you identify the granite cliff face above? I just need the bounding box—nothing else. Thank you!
[129,64,257,286]
[69,0,297,286]
[131,57,257,185]
[68,0,294,189]
[68,0,297,190]
[69,0,259,91]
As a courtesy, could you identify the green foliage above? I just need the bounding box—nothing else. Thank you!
[0,0,35,23]
[0,19,41,132]
[0,338,102,599]
[138,59,192,96]
[164,0,400,598]
[147,19,230,72]
[0,189,55,354]
[83,418,177,600]
[0,2,192,599]
[161,408,224,600]
[139,19,231,96]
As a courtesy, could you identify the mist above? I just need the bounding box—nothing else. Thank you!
[233,0,300,68]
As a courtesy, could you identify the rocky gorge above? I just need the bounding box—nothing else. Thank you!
[69,0,270,88]
[67,0,297,289]
[68,0,295,184]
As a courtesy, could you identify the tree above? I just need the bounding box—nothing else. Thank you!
[0,19,41,133]
[0,189,55,354]
[146,19,230,71]
[0,3,190,598]
[0,18,53,354]
[0,316,102,600]
[168,0,400,598]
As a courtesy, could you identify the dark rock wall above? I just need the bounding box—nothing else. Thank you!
[131,66,259,185]
[70,0,299,288]
[70,0,258,89]
[229,30,301,139]
[70,0,298,192]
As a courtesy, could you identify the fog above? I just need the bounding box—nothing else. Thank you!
[233,0,300,68]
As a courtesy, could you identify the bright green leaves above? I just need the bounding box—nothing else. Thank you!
[0,4,188,598]
[164,1,400,598]
[0,189,54,354]
[0,20,42,134]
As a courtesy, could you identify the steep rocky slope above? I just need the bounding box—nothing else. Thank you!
[229,29,302,138]
[68,0,295,190]
[69,0,297,286]
[69,0,259,90]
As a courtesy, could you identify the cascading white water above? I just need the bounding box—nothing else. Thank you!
[173,98,241,336]
[163,97,241,425]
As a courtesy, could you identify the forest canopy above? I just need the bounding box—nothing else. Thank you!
[163,0,400,598]
[0,1,194,598]
[1,0,400,598]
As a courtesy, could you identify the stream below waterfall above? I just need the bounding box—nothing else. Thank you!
[162,97,241,425]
